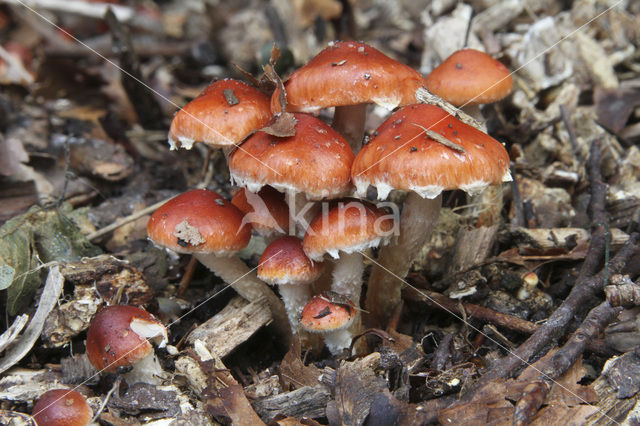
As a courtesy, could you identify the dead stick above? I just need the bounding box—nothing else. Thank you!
[404,288,538,335]
[86,196,174,240]
[513,301,620,425]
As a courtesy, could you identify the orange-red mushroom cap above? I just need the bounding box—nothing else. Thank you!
[85,305,167,373]
[147,189,251,255]
[424,49,513,106]
[258,236,323,285]
[300,292,356,332]
[168,79,272,150]
[302,199,394,261]
[228,113,354,200]
[352,104,512,200]
[32,389,92,426]
[231,186,290,237]
[271,41,425,114]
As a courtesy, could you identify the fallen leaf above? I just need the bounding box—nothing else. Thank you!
[594,86,640,134]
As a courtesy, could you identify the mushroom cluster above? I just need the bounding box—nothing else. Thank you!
[146,40,513,355]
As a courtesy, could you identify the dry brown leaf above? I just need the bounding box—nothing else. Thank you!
[279,339,322,390]
[260,113,298,137]
[594,86,640,134]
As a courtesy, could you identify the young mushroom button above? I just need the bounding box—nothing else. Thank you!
[300,292,357,356]
[32,389,92,426]
[85,305,168,384]
[352,104,512,327]
[258,236,323,333]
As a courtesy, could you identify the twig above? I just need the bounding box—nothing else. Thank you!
[411,124,465,153]
[513,301,621,424]
[405,288,539,335]
[177,256,198,297]
[90,377,121,423]
[471,141,637,385]
[86,196,175,241]
[415,87,484,130]
[104,8,164,130]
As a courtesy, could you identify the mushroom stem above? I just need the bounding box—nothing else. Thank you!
[123,351,166,385]
[194,253,291,340]
[331,252,366,354]
[323,328,354,356]
[332,104,367,153]
[278,283,312,333]
[365,192,442,327]
[285,191,319,237]
[331,252,364,305]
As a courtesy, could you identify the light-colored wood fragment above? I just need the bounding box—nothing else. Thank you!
[187,296,271,358]
[507,227,629,251]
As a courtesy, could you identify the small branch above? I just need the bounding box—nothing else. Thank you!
[404,288,538,335]
[87,196,175,241]
[513,301,621,424]
[411,124,465,153]
[105,8,165,130]
[415,87,484,130]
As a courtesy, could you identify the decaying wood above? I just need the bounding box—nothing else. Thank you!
[506,226,629,251]
[512,301,621,424]
[190,342,266,425]
[448,225,498,274]
[605,279,640,308]
[187,296,272,358]
[252,386,331,423]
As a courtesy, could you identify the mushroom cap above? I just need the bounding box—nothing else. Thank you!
[271,41,425,114]
[147,189,251,255]
[258,236,323,285]
[300,292,356,332]
[32,389,92,426]
[168,79,272,150]
[228,113,355,200]
[424,49,513,106]
[231,186,290,237]
[352,104,512,200]
[302,199,394,261]
[86,305,167,373]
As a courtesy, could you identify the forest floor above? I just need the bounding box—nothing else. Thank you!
[1,0,640,424]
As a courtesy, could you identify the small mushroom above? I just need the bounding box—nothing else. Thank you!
[32,389,92,426]
[300,292,357,355]
[231,186,290,241]
[258,236,323,332]
[85,305,167,384]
